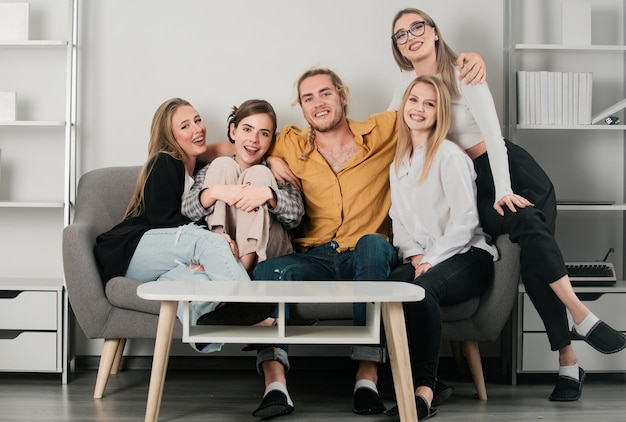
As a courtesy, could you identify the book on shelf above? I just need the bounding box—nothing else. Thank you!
[516,71,592,125]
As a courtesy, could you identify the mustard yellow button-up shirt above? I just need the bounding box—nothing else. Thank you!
[272,111,398,252]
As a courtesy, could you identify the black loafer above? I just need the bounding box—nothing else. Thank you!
[252,389,294,419]
[353,387,386,415]
[572,321,626,354]
[549,367,585,401]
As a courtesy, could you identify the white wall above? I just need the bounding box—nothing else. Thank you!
[77,0,504,173]
[73,0,504,356]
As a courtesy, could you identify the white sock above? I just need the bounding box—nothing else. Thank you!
[559,364,579,380]
[354,379,378,393]
[573,313,600,336]
[265,381,294,406]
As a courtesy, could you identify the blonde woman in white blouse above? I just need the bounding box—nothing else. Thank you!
[387,75,497,420]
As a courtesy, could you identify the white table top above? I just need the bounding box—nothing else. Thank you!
[137,280,424,303]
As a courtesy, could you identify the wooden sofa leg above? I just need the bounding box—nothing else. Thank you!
[110,338,127,375]
[463,340,488,401]
[94,338,121,399]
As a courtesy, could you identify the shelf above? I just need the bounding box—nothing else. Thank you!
[0,121,66,127]
[557,204,626,211]
[0,201,65,208]
[517,124,626,130]
[0,40,67,47]
[515,44,626,52]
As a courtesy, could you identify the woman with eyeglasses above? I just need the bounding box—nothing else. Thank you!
[388,7,625,404]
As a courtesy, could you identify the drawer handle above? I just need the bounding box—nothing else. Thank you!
[0,330,23,340]
[0,291,22,299]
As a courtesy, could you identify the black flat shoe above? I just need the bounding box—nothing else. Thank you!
[353,386,386,415]
[572,321,626,354]
[252,389,294,419]
[196,302,276,326]
[432,379,454,407]
[549,367,585,401]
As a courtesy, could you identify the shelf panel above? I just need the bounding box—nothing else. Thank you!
[517,124,626,130]
[515,44,626,52]
[0,201,64,208]
[0,40,67,47]
[0,121,66,127]
[557,204,626,211]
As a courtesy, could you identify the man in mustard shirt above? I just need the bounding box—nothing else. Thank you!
[251,67,399,419]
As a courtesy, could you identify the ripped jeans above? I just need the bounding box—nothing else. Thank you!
[125,223,251,353]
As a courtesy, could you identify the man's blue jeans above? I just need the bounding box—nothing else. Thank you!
[252,234,398,373]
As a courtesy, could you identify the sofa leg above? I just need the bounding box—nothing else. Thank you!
[110,338,127,375]
[94,338,121,399]
[463,340,487,401]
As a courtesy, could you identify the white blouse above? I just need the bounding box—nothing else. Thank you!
[389,140,498,267]
[388,70,513,205]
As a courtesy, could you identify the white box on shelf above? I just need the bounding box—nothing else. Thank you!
[562,1,591,45]
[0,3,29,41]
[0,92,17,121]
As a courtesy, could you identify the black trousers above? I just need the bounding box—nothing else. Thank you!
[388,247,494,390]
[474,140,570,351]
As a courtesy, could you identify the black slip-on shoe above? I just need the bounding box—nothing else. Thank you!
[572,321,626,354]
[353,386,386,415]
[252,389,294,420]
[549,367,585,401]
[196,302,276,326]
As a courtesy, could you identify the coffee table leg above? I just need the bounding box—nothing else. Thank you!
[382,302,417,422]
[145,300,177,422]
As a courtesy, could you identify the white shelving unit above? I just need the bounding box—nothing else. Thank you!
[505,0,626,377]
[0,0,77,383]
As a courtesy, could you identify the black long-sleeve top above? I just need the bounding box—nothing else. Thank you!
[94,153,205,284]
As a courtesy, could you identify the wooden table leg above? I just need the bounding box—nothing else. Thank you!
[382,302,417,422]
[145,300,177,422]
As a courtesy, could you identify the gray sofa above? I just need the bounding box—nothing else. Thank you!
[62,165,520,399]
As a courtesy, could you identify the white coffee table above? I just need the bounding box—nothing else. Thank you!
[137,280,424,422]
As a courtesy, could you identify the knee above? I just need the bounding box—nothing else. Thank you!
[206,157,239,183]
[355,234,396,260]
[241,165,275,186]
[506,206,547,234]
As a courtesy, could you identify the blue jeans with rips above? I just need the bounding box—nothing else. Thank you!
[125,223,250,353]
[251,234,398,373]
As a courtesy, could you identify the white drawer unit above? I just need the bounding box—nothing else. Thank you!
[0,278,64,374]
[515,281,626,374]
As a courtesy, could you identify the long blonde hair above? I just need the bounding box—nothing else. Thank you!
[124,98,191,218]
[390,8,460,99]
[292,67,350,161]
[394,75,452,183]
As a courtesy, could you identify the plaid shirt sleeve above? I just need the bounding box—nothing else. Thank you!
[270,182,304,230]
[181,165,214,222]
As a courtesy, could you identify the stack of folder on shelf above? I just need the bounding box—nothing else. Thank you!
[516,71,592,125]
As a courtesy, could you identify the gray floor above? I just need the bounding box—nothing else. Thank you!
[1,357,625,421]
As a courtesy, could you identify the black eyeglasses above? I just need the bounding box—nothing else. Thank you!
[392,21,431,45]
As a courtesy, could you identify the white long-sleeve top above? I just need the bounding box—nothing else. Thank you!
[388,70,513,206]
[389,140,498,267]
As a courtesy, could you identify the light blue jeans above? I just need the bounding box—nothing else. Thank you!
[125,223,250,353]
